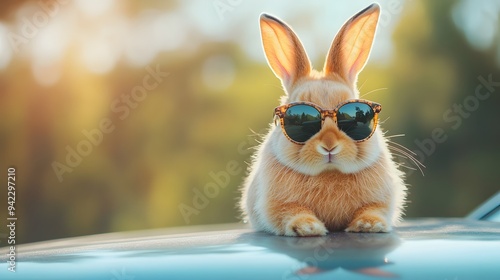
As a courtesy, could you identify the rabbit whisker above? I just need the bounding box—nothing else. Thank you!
[387,145,425,176]
[361,87,388,98]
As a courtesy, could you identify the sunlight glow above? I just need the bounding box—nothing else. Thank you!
[30,15,69,66]
[80,38,118,74]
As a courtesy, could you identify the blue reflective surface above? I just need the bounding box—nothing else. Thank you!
[1,218,500,280]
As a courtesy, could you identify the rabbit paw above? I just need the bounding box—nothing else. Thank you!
[345,215,390,233]
[285,214,328,237]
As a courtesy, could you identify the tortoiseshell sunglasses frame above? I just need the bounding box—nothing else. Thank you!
[274,99,382,145]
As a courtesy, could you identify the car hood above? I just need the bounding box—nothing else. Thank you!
[1,218,500,280]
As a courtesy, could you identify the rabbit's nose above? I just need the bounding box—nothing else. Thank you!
[322,146,336,153]
[317,144,340,156]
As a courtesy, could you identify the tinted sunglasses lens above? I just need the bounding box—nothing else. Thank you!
[283,105,321,143]
[337,102,375,141]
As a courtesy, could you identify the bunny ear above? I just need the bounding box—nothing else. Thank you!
[324,3,380,85]
[260,13,311,90]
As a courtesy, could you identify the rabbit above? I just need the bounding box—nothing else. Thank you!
[240,3,407,236]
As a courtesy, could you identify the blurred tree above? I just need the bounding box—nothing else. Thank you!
[386,0,499,217]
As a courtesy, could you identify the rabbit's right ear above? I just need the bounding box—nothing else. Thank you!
[260,14,311,91]
[324,4,380,86]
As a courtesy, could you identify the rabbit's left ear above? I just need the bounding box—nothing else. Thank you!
[324,3,380,85]
[260,13,311,91]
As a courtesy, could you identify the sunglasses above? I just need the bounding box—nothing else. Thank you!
[274,99,382,145]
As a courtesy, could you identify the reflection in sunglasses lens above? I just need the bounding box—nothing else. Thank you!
[283,105,321,143]
[337,103,375,140]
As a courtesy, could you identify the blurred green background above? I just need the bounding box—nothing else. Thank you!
[0,0,499,244]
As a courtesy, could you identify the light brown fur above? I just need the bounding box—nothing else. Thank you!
[241,4,406,236]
